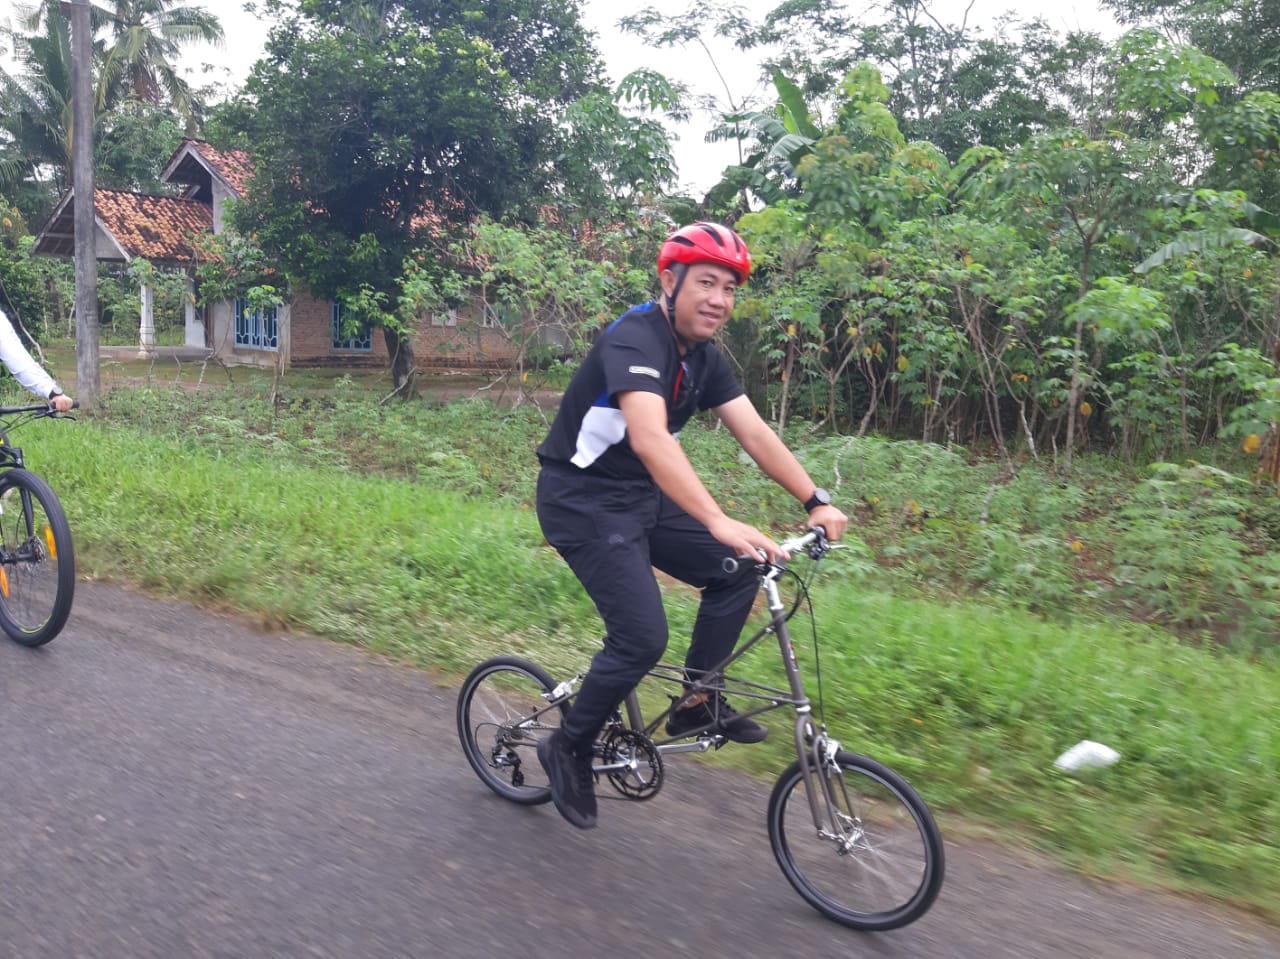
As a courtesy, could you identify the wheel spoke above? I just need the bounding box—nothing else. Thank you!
[768,752,944,931]
[0,470,74,646]
[457,657,565,806]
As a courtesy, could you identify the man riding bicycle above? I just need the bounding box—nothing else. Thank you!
[534,221,849,829]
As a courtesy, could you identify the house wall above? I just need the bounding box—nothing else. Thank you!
[210,180,237,235]
[288,298,522,371]
[183,277,204,348]
[205,298,288,369]
[94,233,126,260]
[205,287,528,373]
[409,305,518,370]
[289,290,391,368]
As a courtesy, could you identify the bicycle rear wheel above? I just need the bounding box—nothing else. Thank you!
[457,656,567,805]
[768,750,944,931]
[0,468,75,647]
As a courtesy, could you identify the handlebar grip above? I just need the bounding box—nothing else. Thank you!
[722,547,770,574]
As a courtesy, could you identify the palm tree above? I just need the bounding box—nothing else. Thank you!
[1,0,220,215]
[0,5,81,208]
[95,0,223,129]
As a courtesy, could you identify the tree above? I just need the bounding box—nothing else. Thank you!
[0,196,51,336]
[94,97,184,192]
[229,0,607,396]
[1,1,221,218]
[95,0,224,132]
[0,5,82,217]
[723,2,1111,161]
[1100,0,1280,94]
[554,69,683,220]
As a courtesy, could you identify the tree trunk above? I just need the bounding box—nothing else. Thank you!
[69,0,99,405]
[1063,239,1095,475]
[776,338,795,438]
[383,326,416,399]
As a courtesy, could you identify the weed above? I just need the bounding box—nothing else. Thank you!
[18,379,1280,917]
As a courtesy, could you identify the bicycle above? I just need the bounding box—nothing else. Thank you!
[0,402,78,646]
[457,527,944,931]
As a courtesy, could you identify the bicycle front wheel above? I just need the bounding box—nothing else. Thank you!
[768,751,944,931]
[0,468,75,647]
[457,656,567,805]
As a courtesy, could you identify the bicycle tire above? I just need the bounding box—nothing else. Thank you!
[767,750,944,931]
[457,656,568,805]
[0,468,76,646]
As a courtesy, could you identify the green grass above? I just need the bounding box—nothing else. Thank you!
[10,374,1279,920]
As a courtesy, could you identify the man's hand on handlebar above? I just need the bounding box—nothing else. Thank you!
[807,503,848,541]
[707,516,789,566]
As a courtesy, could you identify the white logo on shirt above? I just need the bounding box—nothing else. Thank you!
[628,365,660,378]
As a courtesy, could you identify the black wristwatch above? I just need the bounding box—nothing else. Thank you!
[803,488,832,513]
[48,388,64,400]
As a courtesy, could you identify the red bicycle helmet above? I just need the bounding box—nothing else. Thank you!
[658,222,751,284]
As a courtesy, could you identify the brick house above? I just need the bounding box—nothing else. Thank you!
[33,139,519,371]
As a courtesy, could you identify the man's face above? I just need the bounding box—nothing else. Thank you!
[662,263,738,344]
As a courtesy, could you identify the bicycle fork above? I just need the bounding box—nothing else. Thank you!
[760,567,856,848]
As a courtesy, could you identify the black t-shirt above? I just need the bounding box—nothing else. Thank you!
[537,300,743,480]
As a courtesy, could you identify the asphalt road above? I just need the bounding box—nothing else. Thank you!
[2,581,1276,959]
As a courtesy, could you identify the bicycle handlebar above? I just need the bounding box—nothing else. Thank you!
[0,400,80,416]
[721,526,829,574]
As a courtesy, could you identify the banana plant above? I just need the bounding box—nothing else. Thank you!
[707,70,821,207]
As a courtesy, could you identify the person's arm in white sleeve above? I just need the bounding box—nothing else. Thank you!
[0,307,60,401]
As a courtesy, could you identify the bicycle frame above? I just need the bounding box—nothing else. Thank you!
[551,530,845,824]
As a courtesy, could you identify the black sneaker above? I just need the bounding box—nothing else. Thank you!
[536,730,598,829]
[665,693,768,744]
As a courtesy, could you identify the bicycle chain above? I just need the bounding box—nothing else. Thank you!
[601,728,663,800]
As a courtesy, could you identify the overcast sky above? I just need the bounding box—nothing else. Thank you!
[188,0,1120,193]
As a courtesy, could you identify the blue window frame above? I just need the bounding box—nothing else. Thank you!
[234,298,278,350]
[331,302,372,351]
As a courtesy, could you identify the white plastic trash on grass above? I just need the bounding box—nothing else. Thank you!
[1054,740,1121,772]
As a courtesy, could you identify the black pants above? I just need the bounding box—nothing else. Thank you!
[536,462,759,753]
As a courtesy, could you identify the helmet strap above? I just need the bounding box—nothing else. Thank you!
[661,265,693,354]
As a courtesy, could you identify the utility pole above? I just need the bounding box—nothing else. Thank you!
[65,0,99,404]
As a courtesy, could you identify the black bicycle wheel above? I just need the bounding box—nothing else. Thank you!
[0,468,76,647]
[457,656,568,805]
[767,750,944,931]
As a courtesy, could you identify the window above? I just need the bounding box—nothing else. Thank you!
[481,303,500,329]
[331,302,372,351]
[234,298,278,350]
[430,308,458,328]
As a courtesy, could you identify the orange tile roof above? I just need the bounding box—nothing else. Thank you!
[93,189,212,263]
[34,188,213,263]
[186,140,254,197]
